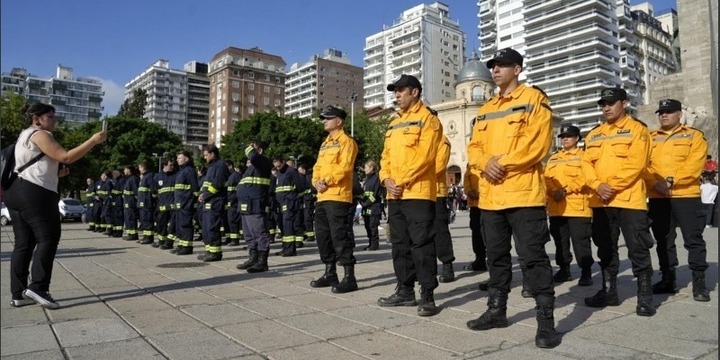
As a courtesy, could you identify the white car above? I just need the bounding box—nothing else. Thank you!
[58,198,84,222]
[1,202,11,226]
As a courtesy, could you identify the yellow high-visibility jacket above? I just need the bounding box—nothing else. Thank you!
[544,147,591,217]
[467,83,553,210]
[312,129,358,203]
[436,135,451,198]
[581,114,650,210]
[380,100,442,201]
[644,124,706,198]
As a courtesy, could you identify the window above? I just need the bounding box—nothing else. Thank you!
[275,88,281,95]
[248,95,255,104]
[263,97,269,105]
[264,85,270,93]
[232,93,239,102]
[248,72,254,79]
[232,80,240,88]
[248,83,255,90]
[248,106,254,115]
[264,74,270,81]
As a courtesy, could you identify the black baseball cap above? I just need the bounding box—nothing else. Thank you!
[597,88,627,104]
[319,105,347,120]
[558,125,581,139]
[252,139,268,150]
[486,48,524,68]
[655,99,682,113]
[386,74,422,92]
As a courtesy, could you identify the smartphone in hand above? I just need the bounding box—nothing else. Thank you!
[102,120,108,131]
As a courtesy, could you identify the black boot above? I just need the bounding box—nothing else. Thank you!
[151,240,162,248]
[585,268,619,307]
[202,252,223,262]
[652,268,677,294]
[160,240,174,250]
[463,258,488,272]
[467,292,508,330]
[417,287,439,316]
[377,284,417,306]
[578,266,593,286]
[247,251,269,273]
[365,240,379,251]
[332,265,358,293]
[229,239,241,246]
[521,274,533,298]
[438,262,455,283]
[636,271,656,316]
[236,249,259,270]
[534,295,561,348]
[281,242,297,257]
[692,270,711,302]
[175,246,194,255]
[553,265,572,283]
[310,263,339,288]
[478,280,489,291]
[140,236,153,245]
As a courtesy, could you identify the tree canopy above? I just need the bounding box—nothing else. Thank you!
[117,88,148,119]
[0,91,28,146]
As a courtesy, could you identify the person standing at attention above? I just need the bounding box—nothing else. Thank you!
[644,99,710,302]
[7,103,106,309]
[310,105,359,293]
[377,74,442,317]
[465,48,560,348]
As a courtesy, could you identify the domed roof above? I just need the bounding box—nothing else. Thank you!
[457,52,492,83]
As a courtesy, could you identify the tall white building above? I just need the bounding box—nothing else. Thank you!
[1,65,104,126]
[363,2,466,109]
[285,49,363,119]
[125,60,189,142]
[477,0,675,133]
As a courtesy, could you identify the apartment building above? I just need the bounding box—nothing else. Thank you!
[125,60,189,142]
[477,0,674,135]
[285,48,363,119]
[184,61,210,147]
[1,65,104,126]
[363,2,465,109]
[207,47,286,146]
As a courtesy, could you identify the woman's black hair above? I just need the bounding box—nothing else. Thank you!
[21,103,55,126]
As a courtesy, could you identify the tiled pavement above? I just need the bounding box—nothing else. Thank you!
[1,211,717,359]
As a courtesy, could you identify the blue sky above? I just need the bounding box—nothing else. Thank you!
[1,0,676,116]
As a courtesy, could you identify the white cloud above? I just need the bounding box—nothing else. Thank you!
[89,77,125,117]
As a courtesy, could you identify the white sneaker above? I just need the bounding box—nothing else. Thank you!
[706,225,712,228]
[10,298,35,307]
[23,289,60,309]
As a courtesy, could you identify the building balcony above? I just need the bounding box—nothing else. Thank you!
[526,24,614,50]
[480,30,496,41]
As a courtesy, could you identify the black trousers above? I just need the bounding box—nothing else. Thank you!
[123,207,138,235]
[592,207,654,276]
[434,197,455,263]
[315,201,356,265]
[155,209,170,241]
[469,207,486,262]
[549,216,594,269]
[226,204,241,239]
[201,200,224,252]
[303,201,315,238]
[648,198,708,272]
[242,213,272,251]
[138,207,154,238]
[362,212,381,245]
[701,203,715,227]
[176,208,195,246]
[387,199,438,290]
[481,207,554,297]
[6,178,61,297]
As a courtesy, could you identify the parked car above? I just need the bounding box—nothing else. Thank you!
[58,198,84,222]
[1,202,11,226]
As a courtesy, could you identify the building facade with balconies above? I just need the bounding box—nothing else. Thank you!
[207,47,286,146]
[1,65,104,126]
[363,2,465,110]
[476,0,674,137]
[285,49,363,119]
[125,60,189,142]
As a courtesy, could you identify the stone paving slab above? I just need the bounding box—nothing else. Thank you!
[1,213,718,359]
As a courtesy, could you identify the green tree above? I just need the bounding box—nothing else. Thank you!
[221,112,325,164]
[0,91,28,146]
[57,116,182,197]
[347,110,391,170]
[117,88,148,119]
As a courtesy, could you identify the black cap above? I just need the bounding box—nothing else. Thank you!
[655,99,682,113]
[558,125,581,138]
[597,88,627,104]
[386,74,422,92]
[486,48,524,68]
[319,105,347,120]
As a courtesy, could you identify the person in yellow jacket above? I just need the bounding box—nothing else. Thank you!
[377,74,442,317]
[434,135,456,283]
[643,99,710,302]
[465,48,559,349]
[309,106,359,294]
[581,87,656,317]
[544,125,595,286]
[462,164,487,274]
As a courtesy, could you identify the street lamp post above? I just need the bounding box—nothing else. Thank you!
[350,92,357,137]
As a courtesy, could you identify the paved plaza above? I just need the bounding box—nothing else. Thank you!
[1,211,718,359]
